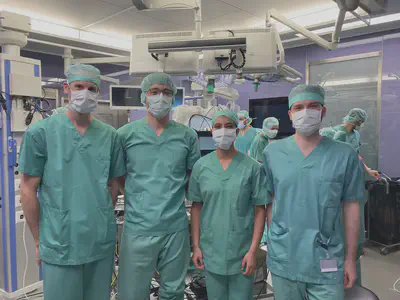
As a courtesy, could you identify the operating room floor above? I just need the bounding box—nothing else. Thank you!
[360,245,400,300]
[18,245,400,300]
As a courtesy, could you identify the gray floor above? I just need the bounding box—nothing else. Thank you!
[361,245,400,300]
[5,245,399,300]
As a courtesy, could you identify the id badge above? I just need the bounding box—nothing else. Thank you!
[320,259,338,273]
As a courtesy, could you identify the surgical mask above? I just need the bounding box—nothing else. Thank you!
[265,129,278,139]
[70,90,98,113]
[292,109,322,136]
[212,128,237,150]
[238,121,246,129]
[148,94,173,119]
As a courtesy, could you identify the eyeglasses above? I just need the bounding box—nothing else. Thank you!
[148,88,173,97]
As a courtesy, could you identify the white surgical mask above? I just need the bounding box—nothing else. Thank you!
[212,128,237,150]
[292,109,322,136]
[70,90,98,113]
[265,129,278,139]
[238,121,246,129]
[148,94,173,119]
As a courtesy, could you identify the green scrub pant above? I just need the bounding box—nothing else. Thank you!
[42,254,114,300]
[118,229,190,300]
[272,274,344,300]
[205,272,254,300]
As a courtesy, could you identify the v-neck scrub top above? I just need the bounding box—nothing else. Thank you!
[118,119,201,236]
[18,113,126,265]
[188,151,268,275]
[263,136,364,284]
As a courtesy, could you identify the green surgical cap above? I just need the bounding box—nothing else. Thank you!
[344,108,367,124]
[237,110,249,119]
[263,117,279,129]
[319,127,336,139]
[53,107,68,115]
[289,84,325,108]
[140,72,177,104]
[212,109,239,127]
[66,64,101,88]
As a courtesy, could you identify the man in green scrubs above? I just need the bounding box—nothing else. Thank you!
[189,110,267,300]
[320,108,379,286]
[234,110,258,154]
[249,117,279,164]
[117,73,201,300]
[19,64,126,300]
[264,85,364,300]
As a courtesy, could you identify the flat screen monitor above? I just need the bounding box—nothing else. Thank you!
[110,85,185,110]
[249,97,295,138]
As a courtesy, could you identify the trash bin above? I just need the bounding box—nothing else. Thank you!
[366,178,400,255]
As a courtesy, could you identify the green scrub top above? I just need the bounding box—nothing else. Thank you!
[332,125,361,153]
[118,119,200,236]
[18,113,126,265]
[249,134,269,163]
[188,151,267,275]
[263,136,364,285]
[234,127,257,154]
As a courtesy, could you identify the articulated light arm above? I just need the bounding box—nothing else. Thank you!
[268,8,347,51]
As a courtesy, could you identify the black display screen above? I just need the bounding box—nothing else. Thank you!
[249,97,295,138]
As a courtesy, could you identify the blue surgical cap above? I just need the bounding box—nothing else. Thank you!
[263,117,279,130]
[140,73,177,105]
[212,109,239,127]
[289,84,325,108]
[66,64,101,88]
[344,108,367,124]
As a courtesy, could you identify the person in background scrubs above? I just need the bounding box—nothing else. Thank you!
[320,108,378,286]
[19,64,126,300]
[234,110,258,154]
[189,110,267,300]
[249,117,279,164]
[117,73,201,300]
[264,84,364,300]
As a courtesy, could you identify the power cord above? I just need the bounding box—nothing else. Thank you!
[22,219,30,300]
[391,277,400,294]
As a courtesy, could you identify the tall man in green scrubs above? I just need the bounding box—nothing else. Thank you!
[264,85,364,300]
[117,73,201,300]
[189,110,267,300]
[234,110,258,154]
[19,64,126,300]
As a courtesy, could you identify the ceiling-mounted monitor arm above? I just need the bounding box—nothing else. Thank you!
[268,8,346,51]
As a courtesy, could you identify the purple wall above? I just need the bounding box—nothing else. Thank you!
[224,35,398,177]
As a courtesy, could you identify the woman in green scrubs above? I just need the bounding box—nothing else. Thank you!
[249,117,279,164]
[189,110,267,300]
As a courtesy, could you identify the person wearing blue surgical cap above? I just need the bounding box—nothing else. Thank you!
[234,110,258,154]
[18,64,126,300]
[117,72,201,300]
[320,108,379,286]
[189,109,267,300]
[263,84,364,300]
[249,117,279,164]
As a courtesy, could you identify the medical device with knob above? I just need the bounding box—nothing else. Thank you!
[0,11,43,297]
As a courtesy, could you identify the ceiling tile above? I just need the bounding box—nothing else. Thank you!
[2,0,124,28]
[141,0,239,27]
[98,0,133,9]
[90,10,181,36]
[189,10,265,33]
[218,0,333,19]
